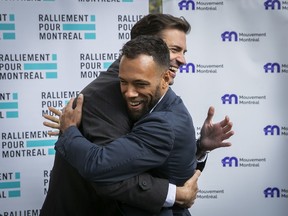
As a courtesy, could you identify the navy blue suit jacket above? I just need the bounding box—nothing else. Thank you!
[56,88,197,215]
[40,60,169,216]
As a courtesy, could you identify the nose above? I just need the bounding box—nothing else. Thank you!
[124,85,138,98]
[177,53,186,65]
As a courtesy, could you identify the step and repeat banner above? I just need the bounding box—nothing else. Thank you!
[163,0,288,216]
[0,0,287,215]
[0,0,148,215]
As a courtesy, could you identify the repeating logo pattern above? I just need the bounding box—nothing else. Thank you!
[0,93,18,119]
[0,14,16,40]
[0,172,21,199]
[1,131,57,158]
[38,14,96,40]
[0,53,58,80]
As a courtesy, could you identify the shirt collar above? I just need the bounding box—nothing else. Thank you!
[149,92,167,113]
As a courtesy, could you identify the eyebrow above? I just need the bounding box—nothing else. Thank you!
[169,45,187,53]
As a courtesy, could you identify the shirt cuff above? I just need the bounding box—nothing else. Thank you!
[163,183,176,207]
[197,152,208,162]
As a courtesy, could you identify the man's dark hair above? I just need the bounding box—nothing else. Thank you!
[131,14,191,39]
[120,35,170,70]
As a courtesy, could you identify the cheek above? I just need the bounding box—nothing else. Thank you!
[169,53,176,62]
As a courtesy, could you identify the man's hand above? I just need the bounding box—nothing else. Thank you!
[199,106,234,153]
[59,94,84,133]
[175,170,201,208]
[43,106,61,136]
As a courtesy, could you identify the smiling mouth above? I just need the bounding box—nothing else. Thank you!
[129,101,141,106]
[169,66,178,78]
[169,66,178,73]
[127,101,143,111]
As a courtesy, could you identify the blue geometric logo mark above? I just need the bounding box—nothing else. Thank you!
[263,125,280,135]
[178,0,196,10]
[264,187,280,198]
[221,156,239,167]
[221,31,238,42]
[180,63,195,73]
[264,0,281,10]
[221,94,238,104]
[263,62,280,73]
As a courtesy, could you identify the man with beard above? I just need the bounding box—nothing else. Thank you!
[41,14,233,216]
[54,35,232,216]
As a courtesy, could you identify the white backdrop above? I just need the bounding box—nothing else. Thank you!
[0,0,287,215]
[0,0,148,215]
[163,0,288,215]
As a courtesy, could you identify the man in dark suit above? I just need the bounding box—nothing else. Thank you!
[54,35,230,216]
[41,14,233,216]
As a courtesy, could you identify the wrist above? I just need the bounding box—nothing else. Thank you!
[196,138,209,159]
[175,187,186,206]
[196,139,204,153]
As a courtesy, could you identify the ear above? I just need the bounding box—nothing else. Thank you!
[162,70,170,89]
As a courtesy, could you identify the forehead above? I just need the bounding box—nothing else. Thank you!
[160,29,187,49]
[119,54,159,79]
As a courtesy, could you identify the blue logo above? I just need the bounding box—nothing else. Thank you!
[221,31,238,42]
[39,14,96,40]
[178,0,196,10]
[0,172,21,198]
[221,156,238,167]
[221,94,238,104]
[0,53,58,80]
[1,132,57,158]
[263,125,280,135]
[264,187,280,198]
[264,62,281,73]
[0,92,19,119]
[24,54,58,79]
[264,0,281,10]
[0,14,16,40]
[180,63,195,73]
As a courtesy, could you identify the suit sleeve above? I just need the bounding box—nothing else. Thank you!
[91,173,169,213]
[76,80,171,213]
[55,113,175,184]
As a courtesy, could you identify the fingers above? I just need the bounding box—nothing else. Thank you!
[219,115,234,136]
[43,120,60,136]
[222,130,234,141]
[220,141,232,147]
[185,170,201,185]
[62,94,83,112]
[222,121,233,134]
[221,116,234,141]
[47,130,59,136]
[205,106,215,123]
[48,106,61,117]
[42,95,83,134]
[65,97,75,111]
[43,113,59,123]
[220,115,234,131]
[43,120,60,129]
[75,94,84,113]
[193,169,201,179]
[43,107,61,136]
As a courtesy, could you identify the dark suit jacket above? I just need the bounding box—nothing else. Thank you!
[55,88,198,216]
[40,60,169,216]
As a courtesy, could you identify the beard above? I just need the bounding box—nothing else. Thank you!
[127,85,162,122]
